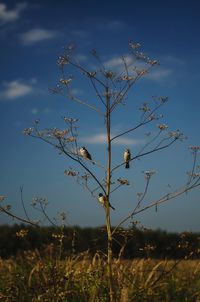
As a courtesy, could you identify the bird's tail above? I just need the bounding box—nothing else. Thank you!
[125,162,130,169]
[109,202,115,210]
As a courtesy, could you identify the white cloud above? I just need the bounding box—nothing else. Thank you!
[113,137,144,146]
[0,2,27,24]
[71,88,83,96]
[81,134,106,144]
[31,108,38,115]
[80,133,144,146]
[104,54,133,71]
[76,54,88,62]
[97,20,125,31]
[71,29,89,38]
[30,78,37,84]
[161,55,186,66]
[146,67,172,81]
[104,54,173,82]
[0,80,34,100]
[104,54,148,75]
[106,20,125,30]
[19,28,58,45]
[31,107,52,115]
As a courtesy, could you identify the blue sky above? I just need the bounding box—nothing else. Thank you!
[0,0,200,232]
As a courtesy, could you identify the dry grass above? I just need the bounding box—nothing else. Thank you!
[0,248,200,301]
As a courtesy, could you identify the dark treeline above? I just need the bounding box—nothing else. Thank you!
[0,224,200,259]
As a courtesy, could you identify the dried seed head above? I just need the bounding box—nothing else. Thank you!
[0,195,6,202]
[158,124,168,131]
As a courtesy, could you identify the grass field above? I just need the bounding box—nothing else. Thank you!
[0,247,200,302]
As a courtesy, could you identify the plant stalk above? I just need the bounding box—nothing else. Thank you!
[105,87,116,302]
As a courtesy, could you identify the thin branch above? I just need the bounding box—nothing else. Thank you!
[132,178,150,213]
[69,121,80,161]
[148,259,182,290]
[0,206,39,227]
[76,173,97,198]
[91,160,106,171]
[67,59,106,87]
[20,186,31,222]
[122,55,130,80]
[187,150,198,186]
[112,179,200,235]
[111,120,150,143]
[137,130,162,156]
[58,139,106,195]
[29,132,106,195]
[59,57,105,113]
[90,77,106,106]
[111,137,177,173]
[110,184,122,194]
[67,88,103,114]
[39,202,57,227]
[110,76,138,112]
[153,136,172,150]
[111,99,165,142]
[110,65,153,112]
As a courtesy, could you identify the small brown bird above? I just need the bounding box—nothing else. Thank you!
[124,149,131,169]
[98,193,115,210]
[80,146,92,160]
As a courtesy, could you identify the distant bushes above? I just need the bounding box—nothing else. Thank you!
[0,224,199,259]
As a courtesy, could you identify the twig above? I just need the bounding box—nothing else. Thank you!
[0,206,39,227]
[112,179,200,235]
[111,137,177,173]
[20,186,31,222]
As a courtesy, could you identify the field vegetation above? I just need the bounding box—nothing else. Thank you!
[0,249,200,302]
[0,225,200,301]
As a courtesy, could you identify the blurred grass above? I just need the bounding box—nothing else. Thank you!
[0,246,200,302]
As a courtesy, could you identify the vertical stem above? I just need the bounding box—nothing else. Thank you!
[105,87,115,302]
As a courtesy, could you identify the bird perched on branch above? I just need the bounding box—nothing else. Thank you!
[124,149,131,169]
[80,146,92,160]
[98,193,115,210]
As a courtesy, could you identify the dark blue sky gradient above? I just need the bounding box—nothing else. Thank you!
[0,0,200,231]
